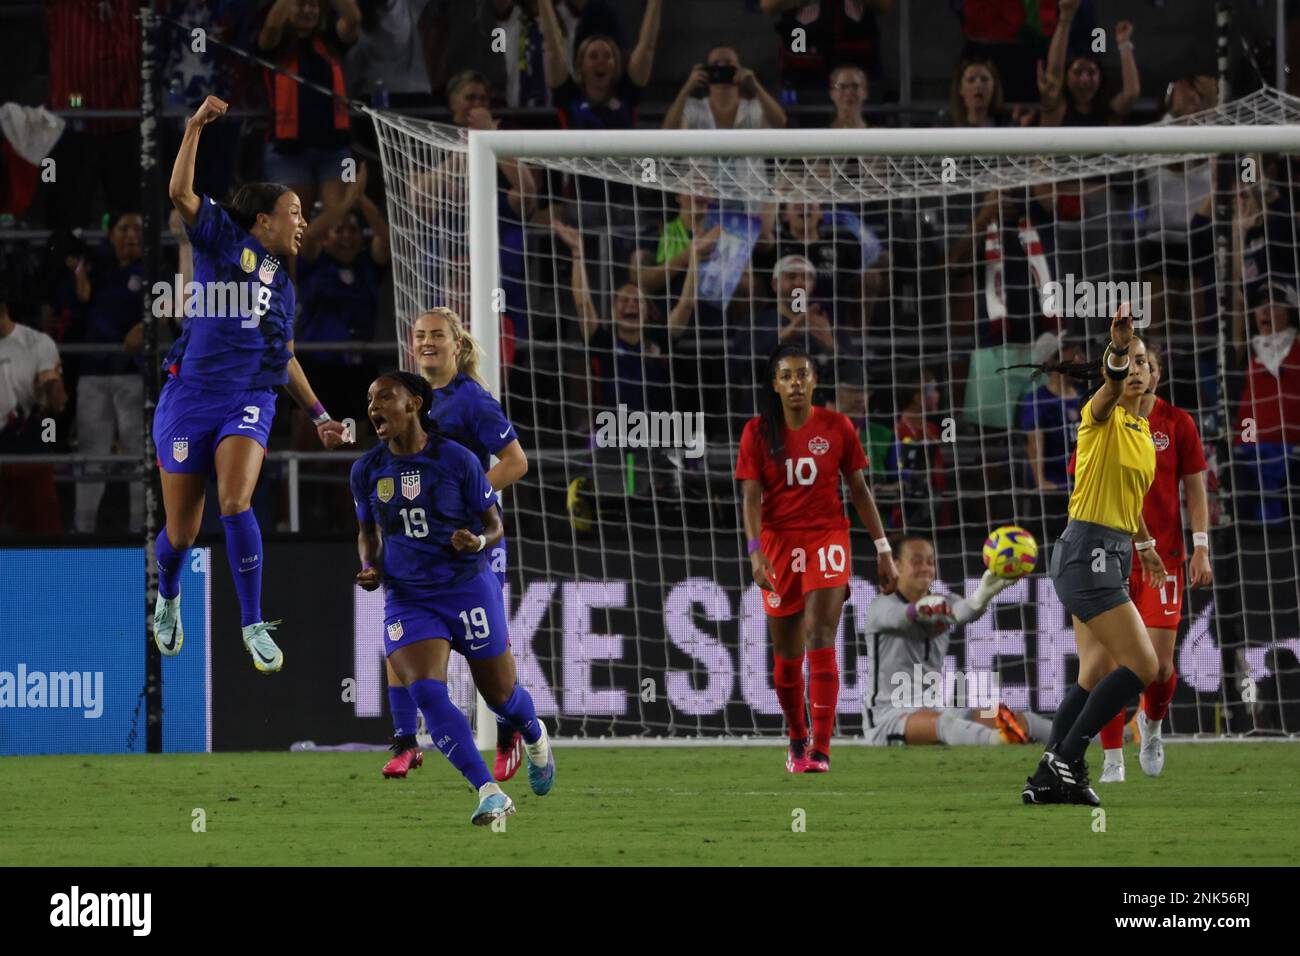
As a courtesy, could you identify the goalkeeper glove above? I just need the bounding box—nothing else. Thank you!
[907,593,959,628]
[967,569,1016,612]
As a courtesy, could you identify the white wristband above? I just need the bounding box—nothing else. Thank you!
[476,534,487,553]
[1135,538,1156,552]
[1106,351,1130,372]
[1192,532,1209,549]
[874,536,892,555]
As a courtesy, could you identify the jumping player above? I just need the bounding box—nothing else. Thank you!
[1097,343,1212,782]
[152,95,348,672]
[352,371,553,824]
[380,307,530,781]
[736,345,898,772]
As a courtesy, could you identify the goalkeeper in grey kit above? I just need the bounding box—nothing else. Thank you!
[863,535,1052,746]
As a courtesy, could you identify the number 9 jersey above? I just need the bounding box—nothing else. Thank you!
[735,406,869,617]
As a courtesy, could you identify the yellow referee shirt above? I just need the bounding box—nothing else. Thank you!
[1067,397,1156,534]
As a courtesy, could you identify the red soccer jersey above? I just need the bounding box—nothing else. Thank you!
[735,406,869,532]
[1142,397,1207,561]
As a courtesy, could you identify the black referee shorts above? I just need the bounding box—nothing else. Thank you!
[1048,519,1134,623]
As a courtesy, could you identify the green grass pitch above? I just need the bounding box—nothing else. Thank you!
[4,744,1297,866]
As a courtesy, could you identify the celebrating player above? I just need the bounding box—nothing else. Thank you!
[864,535,1052,746]
[352,371,553,825]
[1021,305,1166,806]
[736,344,898,772]
[379,307,530,781]
[152,95,348,672]
[1097,343,1212,782]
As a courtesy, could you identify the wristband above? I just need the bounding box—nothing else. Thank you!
[1135,537,1156,552]
[747,537,762,555]
[1192,532,1209,549]
[874,536,892,555]
[309,400,330,426]
[361,561,373,570]
[1104,349,1130,380]
[1118,41,1134,51]
[476,534,487,553]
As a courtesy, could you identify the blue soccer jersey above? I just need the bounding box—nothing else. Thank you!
[427,373,518,474]
[350,431,496,592]
[162,194,295,390]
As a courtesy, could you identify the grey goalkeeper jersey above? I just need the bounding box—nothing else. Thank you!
[862,591,982,714]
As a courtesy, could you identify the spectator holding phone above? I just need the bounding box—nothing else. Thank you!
[663,46,786,130]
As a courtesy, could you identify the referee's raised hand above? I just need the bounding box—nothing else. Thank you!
[1110,300,1134,350]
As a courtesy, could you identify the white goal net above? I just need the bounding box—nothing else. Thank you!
[372,87,1300,740]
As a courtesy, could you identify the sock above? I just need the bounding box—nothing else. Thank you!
[1057,667,1147,763]
[1021,711,1053,743]
[1099,709,1128,751]
[221,509,263,628]
[1046,683,1090,753]
[773,653,809,742]
[807,647,839,755]
[488,684,542,745]
[1144,671,1178,722]
[1103,746,1124,763]
[407,678,491,789]
[388,684,419,738]
[937,709,998,745]
[156,529,184,600]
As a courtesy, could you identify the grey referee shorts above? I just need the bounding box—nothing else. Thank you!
[1048,519,1134,623]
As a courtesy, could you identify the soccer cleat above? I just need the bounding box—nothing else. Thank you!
[1100,753,1126,784]
[1045,752,1101,806]
[471,784,516,826]
[995,703,1030,744]
[805,750,830,772]
[241,620,284,673]
[524,723,555,796]
[785,737,815,773]
[1022,753,1066,804]
[153,594,184,656]
[1137,710,1165,776]
[382,735,423,779]
[494,729,524,782]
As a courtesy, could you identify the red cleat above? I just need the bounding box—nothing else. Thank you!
[382,740,424,779]
[785,737,817,773]
[805,750,830,772]
[494,730,523,782]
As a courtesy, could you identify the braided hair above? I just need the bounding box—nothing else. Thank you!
[999,335,1146,386]
[377,369,436,432]
[761,344,813,464]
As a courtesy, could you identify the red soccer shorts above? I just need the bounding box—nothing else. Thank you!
[1130,558,1184,630]
[758,526,852,618]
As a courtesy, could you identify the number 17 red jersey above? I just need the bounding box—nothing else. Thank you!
[735,406,869,532]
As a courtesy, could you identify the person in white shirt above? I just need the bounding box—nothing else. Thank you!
[662,46,787,130]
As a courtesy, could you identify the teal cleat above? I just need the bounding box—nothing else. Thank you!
[525,723,555,796]
[241,620,284,673]
[471,785,516,826]
[153,594,184,656]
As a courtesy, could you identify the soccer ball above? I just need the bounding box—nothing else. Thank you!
[983,525,1038,579]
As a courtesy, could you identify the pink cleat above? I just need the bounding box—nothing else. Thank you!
[494,730,524,782]
[785,737,817,773]
[805,750,830,772]
[382,737,424,779]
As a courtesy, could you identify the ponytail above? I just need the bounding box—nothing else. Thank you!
[999,336,1146,386]
[418,306,491,394]
[762,344,811,464]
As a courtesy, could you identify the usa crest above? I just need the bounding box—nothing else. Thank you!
[376,477,394,502]
[401,471,421,501]
[387,621,404,642]
[172,438,189,463]
[240,248,256,273]
[258,256,279,285]
[1153,431,1170,452]
[808,436,830,455]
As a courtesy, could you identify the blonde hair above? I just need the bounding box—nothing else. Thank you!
[574,35,624,89]
[414,307,491,393]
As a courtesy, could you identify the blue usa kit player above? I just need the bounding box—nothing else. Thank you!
[152,95,348,672]
[352,371,554,825]
[383,306,531,782]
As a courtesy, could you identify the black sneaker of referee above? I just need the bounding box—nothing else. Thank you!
[1021,752,1067,804]
[1047,752,1101,806]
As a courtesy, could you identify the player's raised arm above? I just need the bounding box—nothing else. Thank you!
[844,468,897,593]
[169,96,228,225]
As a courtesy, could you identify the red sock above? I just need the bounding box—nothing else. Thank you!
[1144,671,1178,722]
[773,654,808,742]
[807,647,839,755]
[1099,709,1127,750]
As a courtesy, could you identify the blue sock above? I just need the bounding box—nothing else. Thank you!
[408,678,491,789]
[221,509,263,628]
[489,683,542,744]
[388,684,419,738]
[156,529,184,600]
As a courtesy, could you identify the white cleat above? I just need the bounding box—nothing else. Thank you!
[1137,711,1165,776]
[1100,755,1126,784]
[153,594,184,656]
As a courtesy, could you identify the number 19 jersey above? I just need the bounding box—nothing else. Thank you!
[734,406,869,532]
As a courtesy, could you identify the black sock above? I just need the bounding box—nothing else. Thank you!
[1057,667,1147,762]
[1047,683,1090,754]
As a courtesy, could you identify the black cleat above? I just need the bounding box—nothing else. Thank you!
[1046,752,1101,806]
[1022,752,1066,804]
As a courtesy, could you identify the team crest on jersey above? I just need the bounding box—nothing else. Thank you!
[376,477,394,502]
[766,591,781,609]
[258,257,280,285]
[1153,431,1170,452]
[172,438,188,463]
[808,436,830,455]
[240,248,257,273]
[400,471,421,500]
[387,621,404,642]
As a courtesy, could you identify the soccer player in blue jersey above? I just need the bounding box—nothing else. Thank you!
[352,371,553,825]
[381,307,531,782]
[152,96,348,672]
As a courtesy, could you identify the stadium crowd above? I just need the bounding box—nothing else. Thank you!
[1,0,1298,539]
